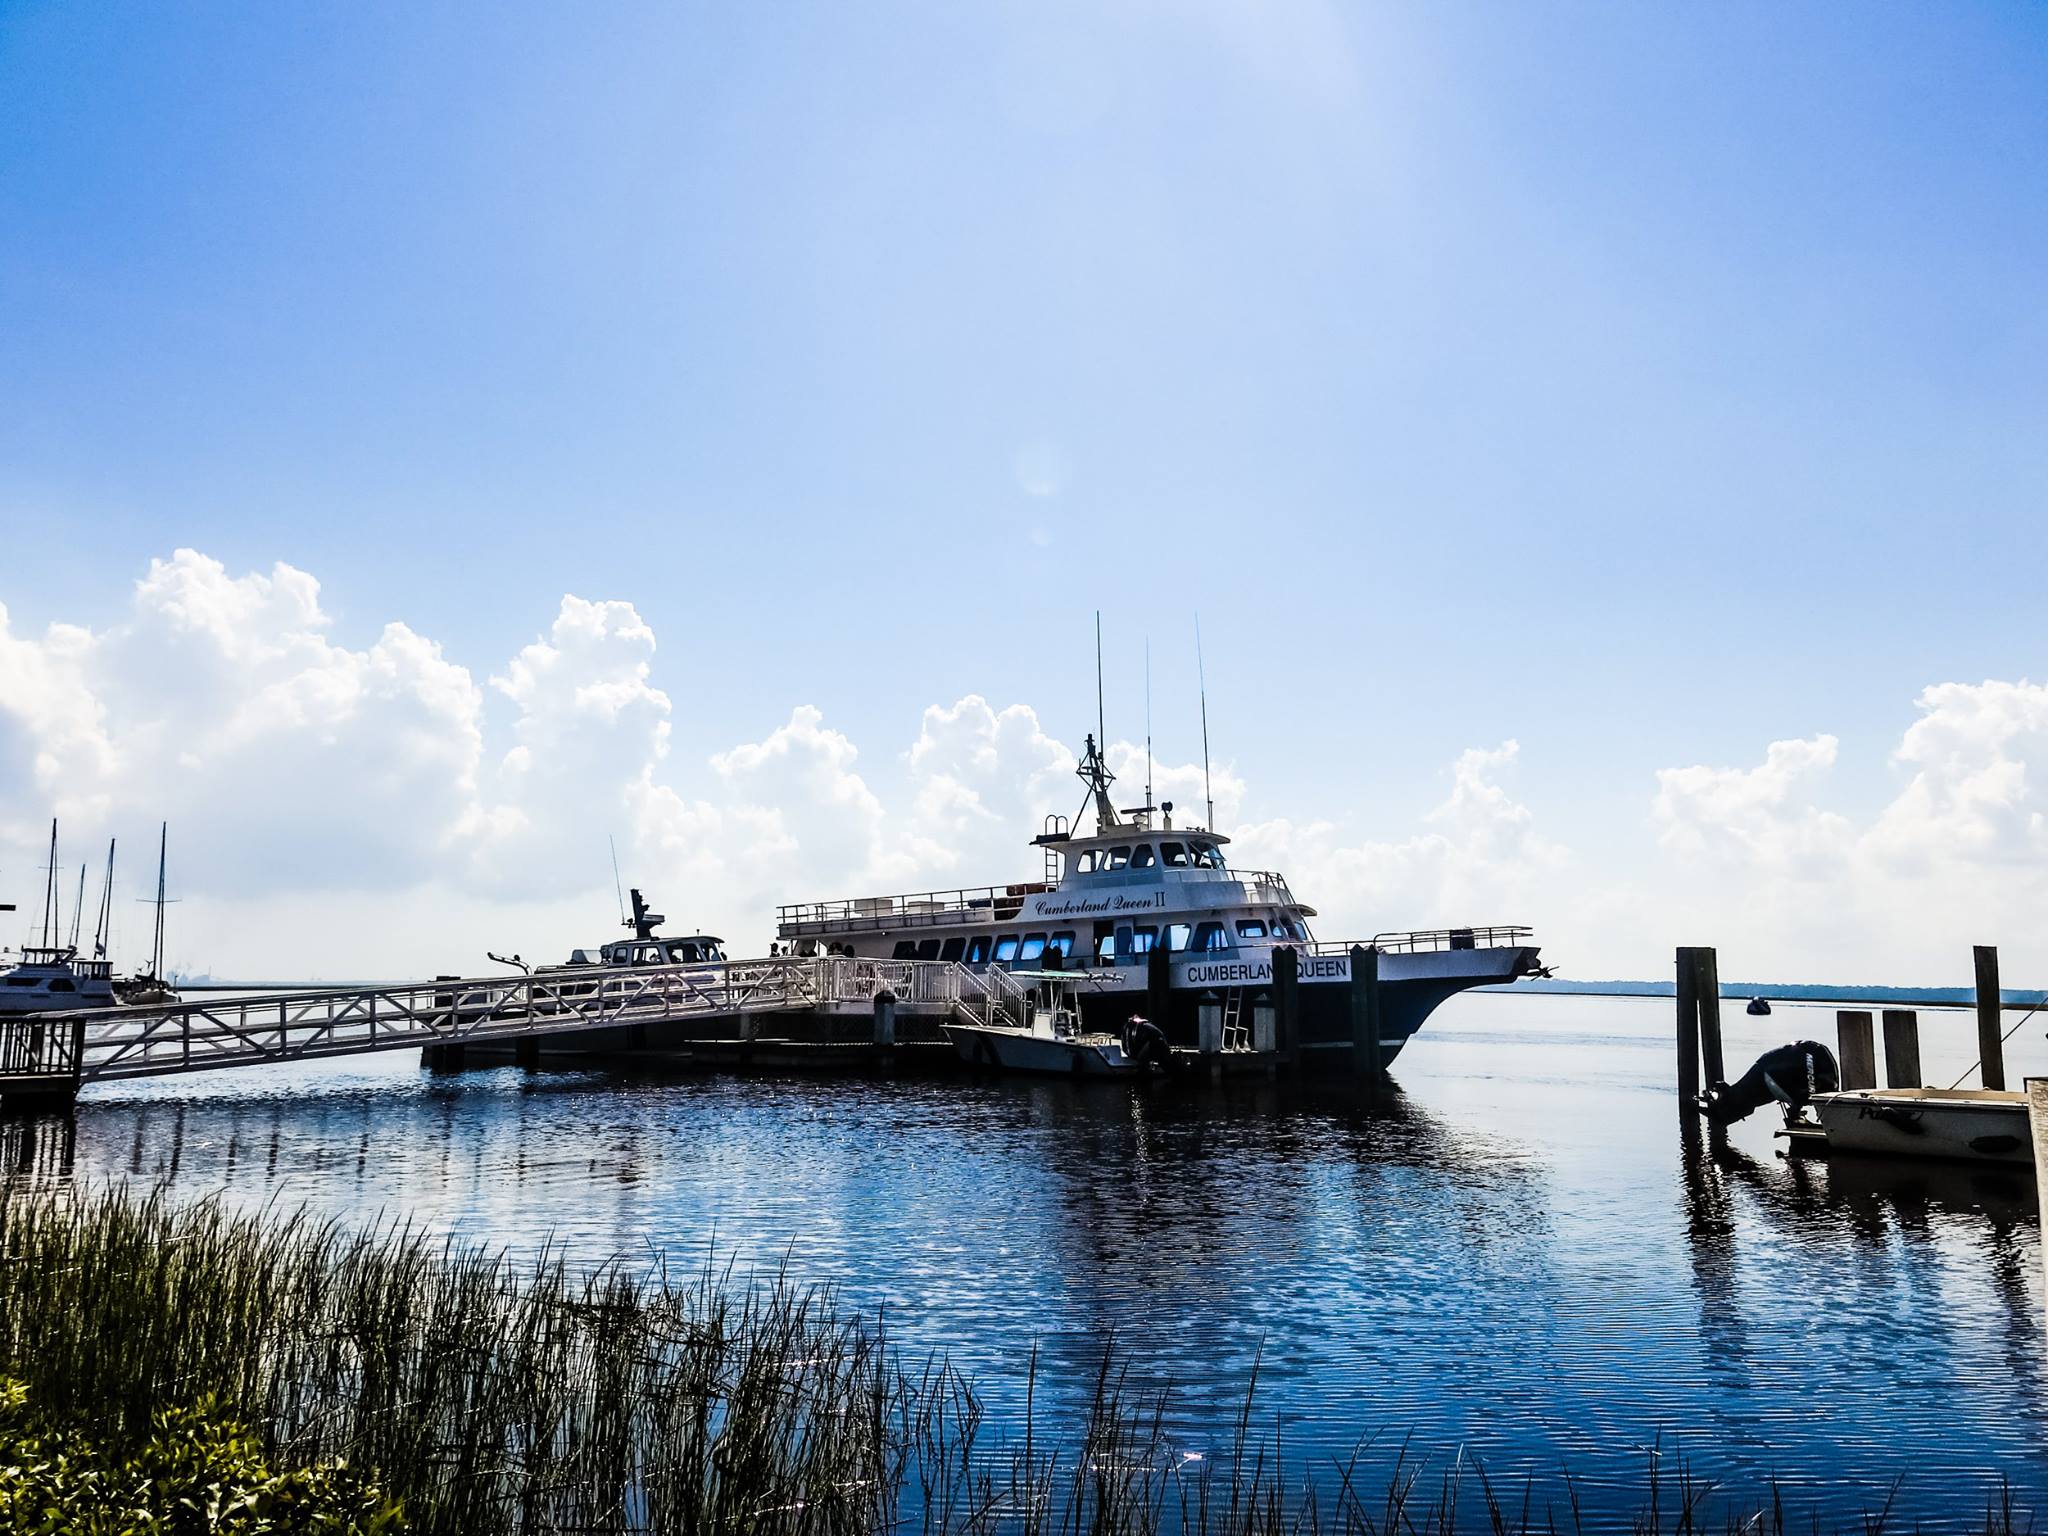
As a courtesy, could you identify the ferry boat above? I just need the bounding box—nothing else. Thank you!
[777,734,1544,1064]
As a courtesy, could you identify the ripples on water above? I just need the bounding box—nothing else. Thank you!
[5,993,2044,1525]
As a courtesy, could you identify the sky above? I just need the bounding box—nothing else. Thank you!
[1,2,2044,984]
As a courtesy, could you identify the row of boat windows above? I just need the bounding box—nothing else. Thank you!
[4,976,75,990]
[1071,842,1225,875]
[888,917,1301,965]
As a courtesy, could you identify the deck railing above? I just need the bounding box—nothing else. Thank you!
[1311,926,1534,956]
[0,955,974,1092]
[779,868,1303,935]
[778,884,1052,935]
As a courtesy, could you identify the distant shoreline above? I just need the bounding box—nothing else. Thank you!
[1481,977,2048,1008]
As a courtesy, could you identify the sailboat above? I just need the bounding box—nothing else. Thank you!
[116,823,180,1007]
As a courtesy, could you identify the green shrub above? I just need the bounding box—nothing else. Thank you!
[0,1376,404,1535]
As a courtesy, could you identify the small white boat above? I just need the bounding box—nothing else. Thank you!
[1810,1087,2032,1166]
[943,971,1149,1077]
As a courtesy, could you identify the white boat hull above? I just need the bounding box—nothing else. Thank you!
[943,1022,1134,1077]
[1812,1088,2032,1166]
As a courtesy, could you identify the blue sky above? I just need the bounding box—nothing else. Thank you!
[2,3,2045,979]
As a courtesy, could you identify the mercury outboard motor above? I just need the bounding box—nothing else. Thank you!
[1121,1014,1173,1072]
[1696,1040,1839,1125]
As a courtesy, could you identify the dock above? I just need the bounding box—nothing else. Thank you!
[0,955,982,1106]
[0,951,1309,1108]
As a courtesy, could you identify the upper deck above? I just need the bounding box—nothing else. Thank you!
[776,863,1305,938]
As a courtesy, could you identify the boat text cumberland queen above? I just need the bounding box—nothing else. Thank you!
[776,734,1544,1064]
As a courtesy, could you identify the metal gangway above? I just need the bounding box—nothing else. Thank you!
[0,954,984,1103]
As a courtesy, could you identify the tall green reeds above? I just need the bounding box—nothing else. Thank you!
[0,1182,2025,1535]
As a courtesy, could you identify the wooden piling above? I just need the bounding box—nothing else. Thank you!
[1881,1009,1922,1088]
[1349,945,1382,1097]
[1694,946,1725,1088]
[1146,945,1171,1033]
[1273,946,1300,1066]
[1835,1010,1877,1090]
[1974,945,2006,1090]
[872,988,897,1049]
[515,1036,540,1071]
[2028,1077,2048,1327]
[1675,948,1701,1112]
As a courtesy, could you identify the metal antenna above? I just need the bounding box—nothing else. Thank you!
[1144,636,1154,814]
[609,835,628,925]
[1094,612,1107,760]
[1196,615,1215,832]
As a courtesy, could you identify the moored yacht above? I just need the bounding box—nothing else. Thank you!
[1,821,120,1015]
[0,946,117,1015]
[778,734,1543,1064]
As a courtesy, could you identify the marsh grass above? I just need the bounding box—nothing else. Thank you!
[0,1182,2025,1534]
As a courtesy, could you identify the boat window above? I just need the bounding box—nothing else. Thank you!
[1166,923,1192,951]
[1193,921,1227,951]
[1048,931,1076,961]
[4,977,37,986]
[1161,842,1190,867]
[940,936,966,962]
[49,978,75,992]
[916,938,942,961]
[1098,930,1119,961]
[892,940,919,959]
[1269,917,1294,940]
[1130,925,1159,955]
[1018,933,1047,962]
[994,935,1020,963]
[1130,845,1156,869]
[1073,851,1098,874]
[1237,920,1268,940]
[965,935,992,965]
[1104,846,1132,871]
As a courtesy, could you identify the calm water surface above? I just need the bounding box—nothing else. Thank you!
[6,992,2044,1525]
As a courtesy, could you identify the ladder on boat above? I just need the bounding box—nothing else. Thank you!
[1221,989,1250,1052]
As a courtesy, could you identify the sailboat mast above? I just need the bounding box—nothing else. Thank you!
[68,863,86,948]
[1196,616,1215,832]
[93,839,116,960]
[152,823,168,978]
[40,820,57,949]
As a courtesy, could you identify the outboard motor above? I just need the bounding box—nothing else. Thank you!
[1697,1040,1839,1125]
[1121,1014,1173,1072]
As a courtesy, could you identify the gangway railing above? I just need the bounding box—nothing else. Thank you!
[0,955,973,1095]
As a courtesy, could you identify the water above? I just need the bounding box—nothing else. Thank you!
[6,991,2045,1525]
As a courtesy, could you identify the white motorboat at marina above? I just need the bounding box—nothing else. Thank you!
[1809,1087,2032,1166]
[941,969,1161,1076]
[0,821,118,1016]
